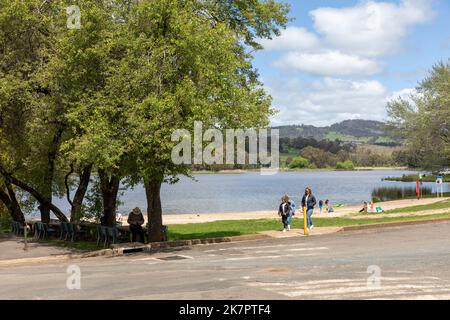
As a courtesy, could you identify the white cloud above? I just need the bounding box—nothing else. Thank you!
[266,77,393,126]
[260,1,435,77]
[386,87,419,106]
[310,0,435,57]
[260,27,321,51]
[274,51,381,76]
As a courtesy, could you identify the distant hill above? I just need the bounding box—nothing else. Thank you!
[274,119,397,145]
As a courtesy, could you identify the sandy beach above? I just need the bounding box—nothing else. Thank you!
[121,197,449,225]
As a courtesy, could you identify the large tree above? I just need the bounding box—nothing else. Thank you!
[0,0,115,223]
[115,0,288,240]
[387,61,450,169]
[62,0,289,237]
[0,0,69,223]
[1,0,289,234]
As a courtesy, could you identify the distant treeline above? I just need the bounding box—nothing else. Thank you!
[280,137,354,154]
[281,136,399,169]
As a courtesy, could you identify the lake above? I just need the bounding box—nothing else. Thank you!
[51,170,449,216]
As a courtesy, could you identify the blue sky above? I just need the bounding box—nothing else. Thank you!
[253,0,450,126]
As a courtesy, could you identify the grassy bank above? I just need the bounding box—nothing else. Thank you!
[382,199,450,214]
[167,212,450,241]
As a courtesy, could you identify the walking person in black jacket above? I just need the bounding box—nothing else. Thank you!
[301,187,317,231]
[278,194,296,232]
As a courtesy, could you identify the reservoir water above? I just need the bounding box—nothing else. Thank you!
[50,170,449,216]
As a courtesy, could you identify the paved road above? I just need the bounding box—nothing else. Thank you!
[2,222,450,300]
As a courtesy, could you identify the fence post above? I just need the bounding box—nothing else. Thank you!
[303,207,309,236]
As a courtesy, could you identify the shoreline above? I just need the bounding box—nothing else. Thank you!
[192,167,411,174]
[157,197,450,225]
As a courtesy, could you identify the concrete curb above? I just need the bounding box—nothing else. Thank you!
[142,234,271,252]
[0,234,270,267]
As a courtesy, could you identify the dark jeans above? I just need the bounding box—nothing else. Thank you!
[281,213,293,228]
[130,224,145,243]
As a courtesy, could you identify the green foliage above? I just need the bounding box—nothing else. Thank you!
[0,212,11,233]
[300,146,337,168]
[387,61,450,169]
[371,186,432,202]
[288,156,310,169]
[0,0,289,227]
[336,160,355,170]
[384,174,450,183]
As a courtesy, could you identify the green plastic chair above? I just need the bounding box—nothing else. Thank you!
[97,225,108,247]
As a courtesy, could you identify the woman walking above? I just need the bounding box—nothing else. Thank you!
[278,194,296,232]
[301,187,317,231]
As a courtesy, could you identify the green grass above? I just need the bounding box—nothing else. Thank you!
[325,132,371,143]
[382,199,450,214]
[167,212,450,241]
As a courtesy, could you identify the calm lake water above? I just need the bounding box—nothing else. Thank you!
[51,170,449,216]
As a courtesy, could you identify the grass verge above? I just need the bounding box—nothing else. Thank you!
[167,212,450,241]
[382,199,450,214]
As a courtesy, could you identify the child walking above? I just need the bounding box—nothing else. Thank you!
[278,194,296,232]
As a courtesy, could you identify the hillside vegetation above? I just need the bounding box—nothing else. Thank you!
[274,119,398,146]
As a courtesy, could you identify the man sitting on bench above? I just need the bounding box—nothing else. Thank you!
[127,207,145,243]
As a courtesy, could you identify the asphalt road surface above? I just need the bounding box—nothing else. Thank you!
[2,221,450,300]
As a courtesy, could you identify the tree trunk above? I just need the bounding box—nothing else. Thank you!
[67,165,92,222]
[99,170,120,227]
[38,201,51,224]
[144,177,164,242]
[0,165,68,223]
[6,185,25,223]
[0,185,25,223]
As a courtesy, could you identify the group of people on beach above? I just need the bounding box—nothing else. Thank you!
[278,187,319,233]
[359,201,383,213]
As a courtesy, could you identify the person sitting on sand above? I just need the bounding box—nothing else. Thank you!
[359,201,368,213]
[325,199,334,213]
[278,194,296,232]
[127,207,145,243]
[368,201,375,213]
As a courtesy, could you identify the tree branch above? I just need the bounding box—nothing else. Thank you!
[65,163,75,207]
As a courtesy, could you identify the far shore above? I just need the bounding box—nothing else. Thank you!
[192,166,410,174]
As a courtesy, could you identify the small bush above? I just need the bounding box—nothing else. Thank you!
[288,156,310,169]
[0,215,12,233]
[336,160,355,170]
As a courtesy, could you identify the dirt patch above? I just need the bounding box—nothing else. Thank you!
[260,267,290,274]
